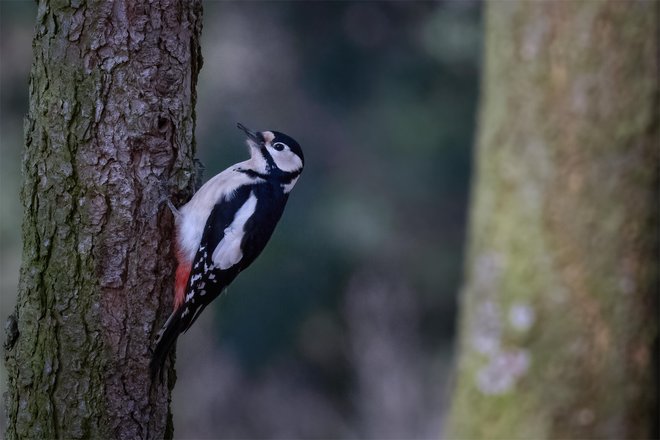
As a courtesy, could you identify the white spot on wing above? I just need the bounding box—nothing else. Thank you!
[212,191,258,270]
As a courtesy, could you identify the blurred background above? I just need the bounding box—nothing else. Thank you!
[0,1,481,438]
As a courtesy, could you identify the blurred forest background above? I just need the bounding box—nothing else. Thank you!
[0,1,480,438]
[5,0,656,438]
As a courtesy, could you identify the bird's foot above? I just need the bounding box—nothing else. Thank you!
[159,196,181,219]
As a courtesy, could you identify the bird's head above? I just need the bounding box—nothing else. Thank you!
[237,122,304,175]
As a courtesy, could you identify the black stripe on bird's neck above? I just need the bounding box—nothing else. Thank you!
[237,167,301,184]
[237,168,269,180]
[278,169,301,184]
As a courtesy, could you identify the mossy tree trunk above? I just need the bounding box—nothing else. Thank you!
[448,1,658,438]
[4,1,203,439]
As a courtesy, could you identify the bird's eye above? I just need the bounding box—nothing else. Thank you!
[273,142,286,151]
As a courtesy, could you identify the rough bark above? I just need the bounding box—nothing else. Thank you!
[448,1,658,439]
[4,1,203,439]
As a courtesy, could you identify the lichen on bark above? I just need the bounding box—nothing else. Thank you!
[4,1,203,439]
[448,1,658,438]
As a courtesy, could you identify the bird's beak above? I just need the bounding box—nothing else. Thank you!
[237,122,263,145]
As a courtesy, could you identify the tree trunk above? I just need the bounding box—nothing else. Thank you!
[4,1,203,439]
[448,1,658,439]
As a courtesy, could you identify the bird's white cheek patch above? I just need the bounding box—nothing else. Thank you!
[272,151,303,173]
[212,192,258,270]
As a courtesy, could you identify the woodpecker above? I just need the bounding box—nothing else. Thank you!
[150,123,304,379]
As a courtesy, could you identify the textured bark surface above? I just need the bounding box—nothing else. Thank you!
[448,1,658,439]
[4,1,203,439]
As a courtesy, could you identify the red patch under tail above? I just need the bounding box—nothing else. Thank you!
[173,244,192,310]
[174,262,191,310]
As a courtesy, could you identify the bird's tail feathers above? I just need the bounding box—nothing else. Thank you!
[150,306,184,382]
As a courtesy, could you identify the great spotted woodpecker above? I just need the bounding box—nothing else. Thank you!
[150,123,304,379]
